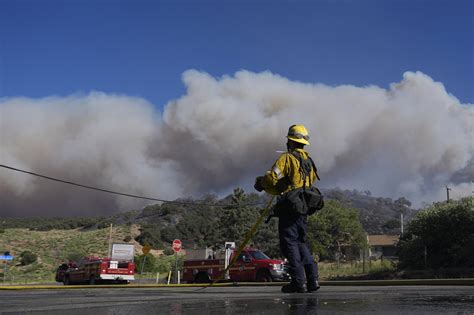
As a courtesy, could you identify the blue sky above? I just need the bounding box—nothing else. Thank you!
[1,0,472,108]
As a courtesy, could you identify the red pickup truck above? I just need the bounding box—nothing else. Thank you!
[183,248,289,283]
[55,256,135,285]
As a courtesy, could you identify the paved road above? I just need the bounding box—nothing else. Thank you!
[0,285,473,314]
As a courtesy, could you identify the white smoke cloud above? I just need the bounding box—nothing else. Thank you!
[0,93,185,216]
[0,71,472,216]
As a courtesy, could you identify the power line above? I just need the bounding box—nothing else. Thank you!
[0,164,264,208]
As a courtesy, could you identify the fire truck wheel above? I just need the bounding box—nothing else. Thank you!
[89,276,96,285]
[194,272,211,283]
[256,270,273,282]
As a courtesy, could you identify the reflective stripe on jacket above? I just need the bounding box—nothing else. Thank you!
[260,148,318,195]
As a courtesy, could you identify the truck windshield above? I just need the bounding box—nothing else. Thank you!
[249,251,270,260]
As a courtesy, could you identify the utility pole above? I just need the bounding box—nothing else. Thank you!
[400,213,404,236]
[362,248,366,273]
[108,223,113,258]
[424,246,428,268]
[140,255,147,275]
[446,186,451,203]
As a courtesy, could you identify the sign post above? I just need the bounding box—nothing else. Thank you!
[172,239,182,284]
[1,252,13,282]
[140,245,151,275]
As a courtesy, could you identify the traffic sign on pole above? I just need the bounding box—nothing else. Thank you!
[172,239,182,253]
[0,255,13,261]
[171,239,181,284]
[142,245,151,255]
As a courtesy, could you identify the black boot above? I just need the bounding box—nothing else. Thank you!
[307,281,320,292]
[281,283,306,293]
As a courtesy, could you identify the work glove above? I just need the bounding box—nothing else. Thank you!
[254,176,264,192]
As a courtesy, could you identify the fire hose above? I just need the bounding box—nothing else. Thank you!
[210,195,276,285]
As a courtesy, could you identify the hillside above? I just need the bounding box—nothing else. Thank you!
[322,188,418,234]
[0,188,421,282]
[0,188,418,245]
[0,225,140,282]
[131,189,418,238]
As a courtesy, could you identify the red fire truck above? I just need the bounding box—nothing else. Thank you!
[55,256,135,285]
[183,244,289,283]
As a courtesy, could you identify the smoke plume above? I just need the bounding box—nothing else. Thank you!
[0,70,472,216]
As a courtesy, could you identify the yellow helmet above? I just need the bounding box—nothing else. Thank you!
[287,124,310,145]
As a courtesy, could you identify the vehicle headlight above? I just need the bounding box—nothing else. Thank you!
[269,263,282,270]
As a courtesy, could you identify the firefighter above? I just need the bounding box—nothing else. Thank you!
[254,124,320,293]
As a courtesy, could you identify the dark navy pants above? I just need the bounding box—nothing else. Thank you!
[279,214,318,287]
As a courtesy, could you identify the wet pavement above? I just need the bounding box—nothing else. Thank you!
[0,285,473,314]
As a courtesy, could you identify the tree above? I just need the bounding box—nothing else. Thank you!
[175,204,220,248]
[252,219,280,258]
[20,251,37,266]
[307,200,367,260]
[160,226,179,243]
[398,198,474,269]
[395,197,411,208]
[135,224,163,249]
[382,219,401,230]
[97,220,112,229]
[142,204,162,217]
[218,188,259,244]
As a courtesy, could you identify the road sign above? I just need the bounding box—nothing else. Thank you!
[142,245,151,255]
[172,239,182,253]
[0,255,13,261]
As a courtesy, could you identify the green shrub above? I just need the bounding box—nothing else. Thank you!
[382,219,401,230]
[134,254,157,273]
[65,250,86,262]
[307,200,367,260]
[399,198,474,269]
[97,221,112,229]
[163,248,175,256]
[20,251,38,266]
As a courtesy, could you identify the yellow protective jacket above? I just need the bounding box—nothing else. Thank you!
[260,149,319,195]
